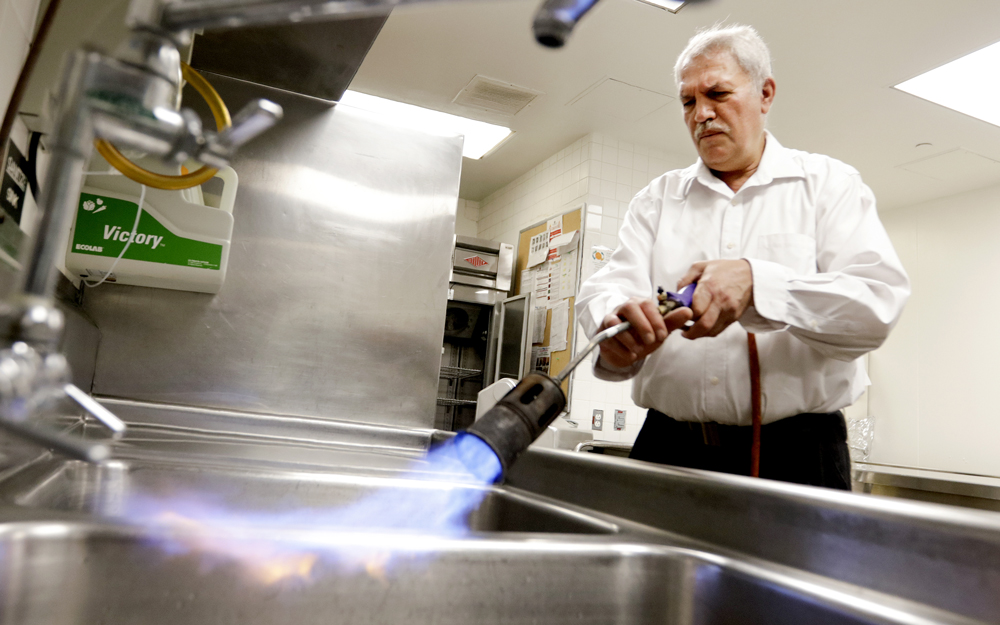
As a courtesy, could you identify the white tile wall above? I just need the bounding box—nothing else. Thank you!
[475,131,690,444]
[0,0,42,124]
[455,198,480,237]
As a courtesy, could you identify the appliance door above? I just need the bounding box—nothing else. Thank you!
[495,293,533,382]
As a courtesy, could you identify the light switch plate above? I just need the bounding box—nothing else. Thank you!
[592,409,603,431]
[614,409,626,431]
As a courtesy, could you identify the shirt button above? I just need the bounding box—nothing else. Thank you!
[810,320,819,329]
[726,242,735,250]
[710,376,720,385]
[731,198,738,205]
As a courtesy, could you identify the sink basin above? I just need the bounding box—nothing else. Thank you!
[0,518,962,625]
[0,456,619,535]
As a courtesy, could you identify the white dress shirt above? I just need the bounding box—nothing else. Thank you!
[575,133,910,425]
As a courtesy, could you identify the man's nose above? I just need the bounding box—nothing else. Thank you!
[694,98,715,123]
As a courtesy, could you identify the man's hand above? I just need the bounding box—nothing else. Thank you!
[598,298,693,368]
[678,260,754,339]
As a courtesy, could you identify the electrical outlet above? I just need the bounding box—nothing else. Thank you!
[592,409,603,431]
[614,409,626,431]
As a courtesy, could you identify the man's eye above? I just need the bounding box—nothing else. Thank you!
[682,100,694,107]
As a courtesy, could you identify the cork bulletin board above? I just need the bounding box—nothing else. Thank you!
[513,206,584,395]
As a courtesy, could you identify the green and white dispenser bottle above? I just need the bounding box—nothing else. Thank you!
[66,161,238,294]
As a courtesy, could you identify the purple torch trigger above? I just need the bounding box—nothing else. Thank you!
[657,281,697,315]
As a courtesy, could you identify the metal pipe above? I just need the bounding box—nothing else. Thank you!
[17,51,97,299]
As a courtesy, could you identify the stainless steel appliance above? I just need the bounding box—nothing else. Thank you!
[438,235,530,431]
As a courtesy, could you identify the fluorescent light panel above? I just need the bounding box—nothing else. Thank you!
[895,40,1000,128]
[635,0,686,12]
[339,91,512,159]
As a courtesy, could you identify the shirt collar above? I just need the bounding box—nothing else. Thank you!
[680,131,805,197]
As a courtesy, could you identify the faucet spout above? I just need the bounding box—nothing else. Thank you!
[532,0,602,48]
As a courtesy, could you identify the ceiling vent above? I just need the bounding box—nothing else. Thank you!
[453,76,543,117]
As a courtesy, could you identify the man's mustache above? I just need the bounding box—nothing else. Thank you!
[696,121,729,140]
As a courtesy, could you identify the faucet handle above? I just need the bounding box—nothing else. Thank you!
[0,418,109,462]
[63,383,126,439]
[199,98,283,168]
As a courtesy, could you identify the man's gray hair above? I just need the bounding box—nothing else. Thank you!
[674,24,773,91]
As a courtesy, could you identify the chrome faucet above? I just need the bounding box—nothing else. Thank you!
[2,0,601,462]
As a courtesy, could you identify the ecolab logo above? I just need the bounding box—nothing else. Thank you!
[75,244,103,252]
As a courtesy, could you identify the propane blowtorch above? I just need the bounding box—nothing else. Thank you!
[463,283,696,480]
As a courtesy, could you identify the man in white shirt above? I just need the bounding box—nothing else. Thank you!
[575,24,910,489]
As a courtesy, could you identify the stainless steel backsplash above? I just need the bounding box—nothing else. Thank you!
[81,74,462,429]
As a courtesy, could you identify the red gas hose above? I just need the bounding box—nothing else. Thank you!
[748,332,762,477]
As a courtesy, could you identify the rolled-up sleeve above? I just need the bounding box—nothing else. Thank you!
[745,171,910,361]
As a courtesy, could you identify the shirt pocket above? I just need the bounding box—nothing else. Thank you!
[757,233,817,275]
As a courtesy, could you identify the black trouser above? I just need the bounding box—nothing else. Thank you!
[629,409,852,490]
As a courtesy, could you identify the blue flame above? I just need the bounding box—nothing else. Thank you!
[118,434,503,583]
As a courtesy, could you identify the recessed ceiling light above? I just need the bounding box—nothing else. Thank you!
[338,91,513,159]
[635,0,687,12]
[895,41,1000,128]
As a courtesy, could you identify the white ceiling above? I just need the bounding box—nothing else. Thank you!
[348,0,1000,210]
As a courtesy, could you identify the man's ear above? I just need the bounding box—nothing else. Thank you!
[761,77,776,114]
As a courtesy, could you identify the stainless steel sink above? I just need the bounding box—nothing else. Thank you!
[0,402,993,624]
[0,455,619,535]
[0,518,967,625]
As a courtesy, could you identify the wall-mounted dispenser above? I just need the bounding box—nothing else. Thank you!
[65,165,238,294]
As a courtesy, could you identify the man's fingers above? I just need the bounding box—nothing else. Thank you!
[638,299,669,342]
[616,301,657,345]
[664,307,693,333]
[683,303,720,340]
[677,261,707,290]
[616,328,642,353]
[599,339,635,366]
[689,282,713,318]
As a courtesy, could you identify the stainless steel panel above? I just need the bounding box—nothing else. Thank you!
[450,273,497,289]
[189,16,387,102]
[454,235,502,254]
[496,242,514,292]
[83,74,462,428]
[449,283,498,305]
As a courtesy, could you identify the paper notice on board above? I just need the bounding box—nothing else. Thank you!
[527,231,549,268]
[531,346,551,375]
[550,299,569,352]
[547,258,562,306]
[547,216,563,261]
[550,230,579,252]
[591,245,613,272]
[532,306,547,344]
[558,249,578,299]
[519,269,534,296]
[533,262,550,304]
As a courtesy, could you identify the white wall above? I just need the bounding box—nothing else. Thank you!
[0,0,42,121]
[454,198,479,237]
[473,132,689,443]
[874,183,1000,477]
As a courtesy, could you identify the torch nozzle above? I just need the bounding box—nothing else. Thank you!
[462,283,696,481]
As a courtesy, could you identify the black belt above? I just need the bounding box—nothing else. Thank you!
[652,410,847,448]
